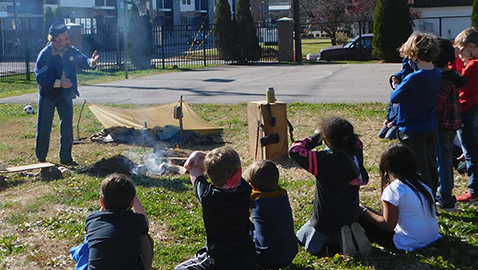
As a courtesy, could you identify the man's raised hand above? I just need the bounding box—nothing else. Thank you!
[91,50,99,65]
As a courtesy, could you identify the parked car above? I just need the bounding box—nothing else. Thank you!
[318,34,376,61]
[187,33,205,45]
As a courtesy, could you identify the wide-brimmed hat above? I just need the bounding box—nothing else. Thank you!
[49,21,67,36]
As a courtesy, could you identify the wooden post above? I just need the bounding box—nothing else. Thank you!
[179,96,184,140]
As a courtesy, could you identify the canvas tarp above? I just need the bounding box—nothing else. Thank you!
[87,102,222,131]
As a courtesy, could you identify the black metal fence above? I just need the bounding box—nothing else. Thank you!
[0,23,279,82]
[0,14,472,82]
[0,29,44,81]
[79,23,279,70]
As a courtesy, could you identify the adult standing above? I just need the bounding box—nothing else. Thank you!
[35,21,98,166]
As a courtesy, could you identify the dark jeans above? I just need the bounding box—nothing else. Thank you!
[436,128,457,203]
[377,125,398,140]
[398,130,438,195]
[458,104,478,195]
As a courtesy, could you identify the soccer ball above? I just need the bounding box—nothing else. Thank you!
[23,105,35,114]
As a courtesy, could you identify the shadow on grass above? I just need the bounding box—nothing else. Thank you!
[0,172,45,190]
[359,233,478,270]
[289,238,477,270]
[289,266,315,270]
[285,208,478,270]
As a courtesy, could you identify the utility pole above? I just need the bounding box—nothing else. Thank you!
[292,0,301,63]
[13,0,18,29]
[124,0,129,79]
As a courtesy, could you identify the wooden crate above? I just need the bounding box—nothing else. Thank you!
[247,101,288,161]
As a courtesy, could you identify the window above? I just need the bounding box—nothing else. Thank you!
[96,0,115,7]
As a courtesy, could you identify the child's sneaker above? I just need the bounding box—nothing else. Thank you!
[350,222,371,258]
[340,225,356,256]
[436,199,458,211]
[456,190,478,204]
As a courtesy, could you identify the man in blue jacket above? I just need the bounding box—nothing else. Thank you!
[35,21,98,166]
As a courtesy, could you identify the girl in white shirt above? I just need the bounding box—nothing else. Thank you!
[359,143,441,251]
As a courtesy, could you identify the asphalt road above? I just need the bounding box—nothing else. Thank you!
[0,63,402,105]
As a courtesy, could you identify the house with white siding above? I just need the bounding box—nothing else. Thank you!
[411,0,474,39]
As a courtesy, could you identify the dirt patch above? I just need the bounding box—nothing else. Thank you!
[79,154,138,176]
[0,185,74,269]
[0,184,51,207]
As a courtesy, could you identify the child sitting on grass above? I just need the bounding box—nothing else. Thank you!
[378,58,415,140]
[289,116,370,257]
[72,173,153,270]
[175,146,256,270]
[243,160,298,270]
[359,143,441,252]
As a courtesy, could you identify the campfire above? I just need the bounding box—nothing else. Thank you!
[80,147,189,176]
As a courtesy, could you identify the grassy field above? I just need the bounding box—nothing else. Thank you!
[300,38,334,56]
[1,71,478,270]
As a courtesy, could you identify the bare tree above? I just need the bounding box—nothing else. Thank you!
[299,0,319,21]
[314,0,349,45]
[348,0,376,21]
[348,0,377,34]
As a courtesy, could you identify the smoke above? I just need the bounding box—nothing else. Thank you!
[132,152,169,176]
[129,144,187,176]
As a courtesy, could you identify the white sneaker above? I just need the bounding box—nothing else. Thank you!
[341,225,357,256]
[351,222,371,257]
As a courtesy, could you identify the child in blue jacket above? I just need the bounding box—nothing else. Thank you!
[378,59,415,140]
[391,31,442,195]
[244,160,298,269]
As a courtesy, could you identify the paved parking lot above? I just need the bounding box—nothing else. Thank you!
[0,63,402,105]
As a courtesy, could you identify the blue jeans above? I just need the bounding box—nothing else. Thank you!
[35,89,74,162]
[457,104,478,195]
[296,220,328,256]
[436,128,457,203]
[377,125,398,140]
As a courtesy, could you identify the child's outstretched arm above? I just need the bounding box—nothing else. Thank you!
[289,132,322,176]
[184,151,206,184]
[359,202,398,232]
[133,195,149,226]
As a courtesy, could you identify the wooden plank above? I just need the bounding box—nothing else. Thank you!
[0,162,55,174]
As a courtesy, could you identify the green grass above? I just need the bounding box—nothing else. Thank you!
[300,38,334,56]
[0,75,477,269]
